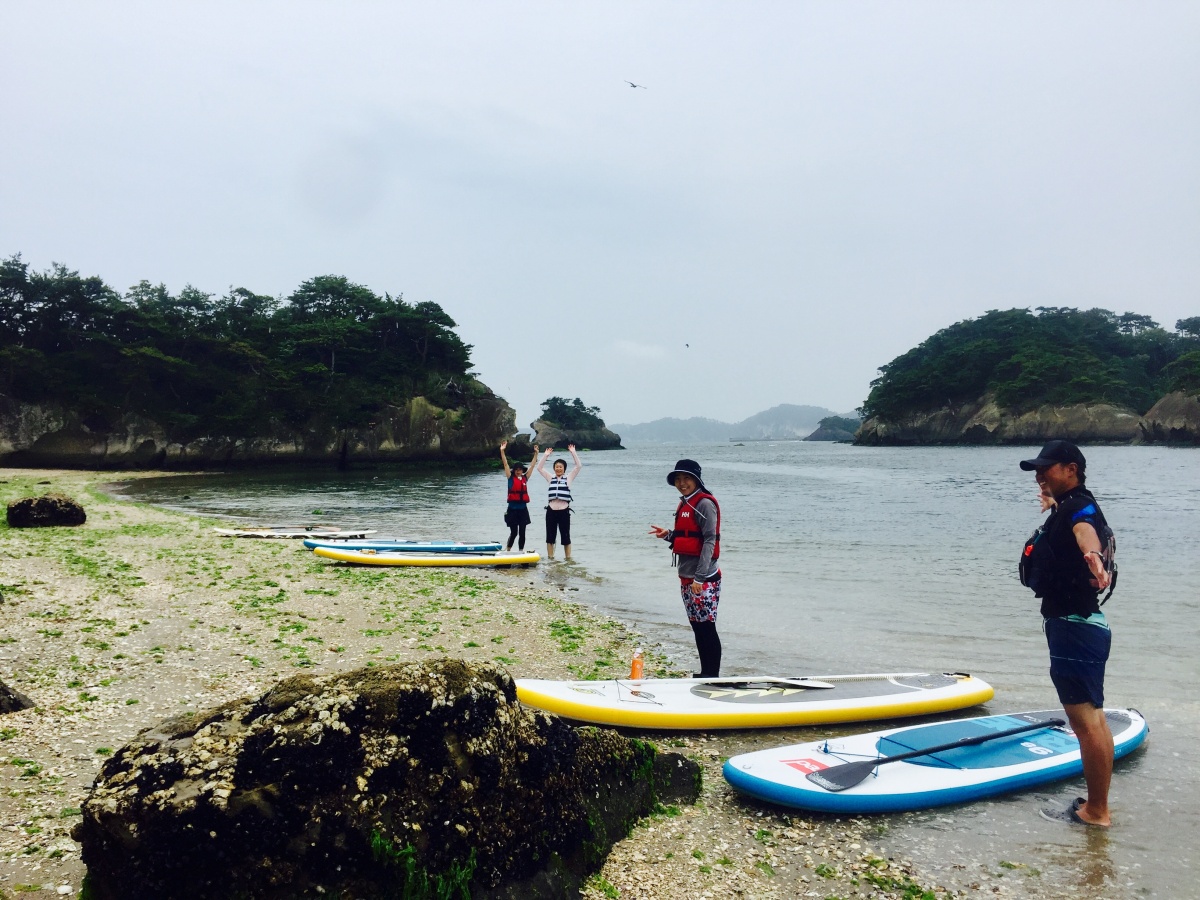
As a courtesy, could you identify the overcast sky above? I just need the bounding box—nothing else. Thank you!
[3,3,1198,426]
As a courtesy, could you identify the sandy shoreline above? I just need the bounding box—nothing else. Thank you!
[1,469,1049,899]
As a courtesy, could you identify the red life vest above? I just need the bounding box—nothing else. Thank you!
[671,491,720,559]
[507,474,530,505]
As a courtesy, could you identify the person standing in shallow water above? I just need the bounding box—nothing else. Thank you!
[648,459,722,678]
[499,441,538,552]
[536,444,582,560]
[1019,440,1115,828]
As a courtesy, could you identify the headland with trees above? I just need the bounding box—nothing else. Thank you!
[857,307,1200,445]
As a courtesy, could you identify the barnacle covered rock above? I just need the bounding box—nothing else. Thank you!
[73,658,700,899]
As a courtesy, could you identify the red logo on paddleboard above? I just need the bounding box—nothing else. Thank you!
[782,758,829,774]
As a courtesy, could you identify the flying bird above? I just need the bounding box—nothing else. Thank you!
[626,81,647,89]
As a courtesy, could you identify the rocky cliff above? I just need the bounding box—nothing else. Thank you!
[856,395,1142,445]
[527,418,623,451]
[1138,391,1200,444]
[804,423,858,442]
[0,390,517,469]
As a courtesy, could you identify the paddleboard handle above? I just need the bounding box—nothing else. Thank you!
[806,717,1066,792]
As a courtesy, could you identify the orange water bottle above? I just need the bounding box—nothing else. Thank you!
[629,648,644,680]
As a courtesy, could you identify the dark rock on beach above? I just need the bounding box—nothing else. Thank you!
[0,679,34,714]
[72,658,700,900]
[5,493,87,528]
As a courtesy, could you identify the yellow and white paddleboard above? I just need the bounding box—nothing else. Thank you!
[515,672,994,730]
[312,546,540,567]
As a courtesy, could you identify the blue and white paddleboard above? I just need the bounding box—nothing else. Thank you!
[302,538,503,553]
[723,708,1148,814]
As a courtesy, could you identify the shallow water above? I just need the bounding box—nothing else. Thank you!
[119,442,1200,897]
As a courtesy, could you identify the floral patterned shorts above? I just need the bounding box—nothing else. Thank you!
[679,576,721,623]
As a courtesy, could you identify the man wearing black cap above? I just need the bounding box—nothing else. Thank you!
[649,459,722,678]
[1019,440,1115,827]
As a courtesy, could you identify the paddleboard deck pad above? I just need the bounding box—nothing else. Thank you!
[215,527,377,539]
[302,539,503,553]
[723,708,1148,813]
[313,546,539,567]
[514,672,994,730]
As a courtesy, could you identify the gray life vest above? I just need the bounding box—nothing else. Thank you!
[547,475,573,503]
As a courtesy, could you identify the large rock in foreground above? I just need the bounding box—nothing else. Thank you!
[6,493,87,527]
[857,396,1142,445]
[1138,391,1200,444]
[73,659,700,900]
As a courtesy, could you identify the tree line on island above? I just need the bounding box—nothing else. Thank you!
[0,255,480,442]
[5,254,1196,457]
[861,307,1200,424]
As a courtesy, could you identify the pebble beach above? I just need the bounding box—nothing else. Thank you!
[1,469,1094,900]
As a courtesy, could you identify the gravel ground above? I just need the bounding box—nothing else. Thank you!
[0,469,1076,899]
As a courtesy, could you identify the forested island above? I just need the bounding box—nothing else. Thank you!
[0,256,518,467]
[525,397,623,450]
[857,307,1200,445]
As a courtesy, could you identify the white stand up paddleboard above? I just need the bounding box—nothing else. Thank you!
[515,672,994,730]
[723,708,1148,813]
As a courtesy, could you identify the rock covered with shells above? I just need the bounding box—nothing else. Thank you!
[0,678,34,714]
[5,493,86,527]
[72,658,701,900]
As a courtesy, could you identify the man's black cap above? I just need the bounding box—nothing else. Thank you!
[1019,440,1086,471]
[667,459,707,491]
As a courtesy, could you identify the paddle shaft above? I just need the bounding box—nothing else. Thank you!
[807,717,1066,792]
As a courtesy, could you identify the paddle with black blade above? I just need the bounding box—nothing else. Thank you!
[806,717,1066,792]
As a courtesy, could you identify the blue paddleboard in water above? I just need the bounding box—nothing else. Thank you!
[723,708,1148,814]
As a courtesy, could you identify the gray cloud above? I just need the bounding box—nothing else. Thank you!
[2,1,1197,424]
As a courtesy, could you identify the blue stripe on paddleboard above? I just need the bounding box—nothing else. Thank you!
[876,717,1079,770]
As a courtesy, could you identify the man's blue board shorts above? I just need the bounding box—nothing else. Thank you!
[1045,615,1110,708]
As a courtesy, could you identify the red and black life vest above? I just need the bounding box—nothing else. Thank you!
[671,491,720,559]
[507,475,530,505]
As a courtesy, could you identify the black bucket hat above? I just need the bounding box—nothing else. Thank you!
[1019,440,1086,472]
[667,459,708,492]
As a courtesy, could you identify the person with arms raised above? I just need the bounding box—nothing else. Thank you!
[499,441,538,552]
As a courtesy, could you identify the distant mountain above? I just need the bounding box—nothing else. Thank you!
[610,416,733,443]
[728,404,839,440]
[613,404,845,443]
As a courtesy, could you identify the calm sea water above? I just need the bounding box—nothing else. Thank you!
[118,443,1199,897]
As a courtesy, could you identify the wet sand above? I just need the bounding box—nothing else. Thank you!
[2,469,1075,899]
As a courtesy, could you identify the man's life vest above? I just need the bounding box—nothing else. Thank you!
[671,491,720,559]
[1020,510,1117,605]
[507,475,530,505]
[547,475,572,503]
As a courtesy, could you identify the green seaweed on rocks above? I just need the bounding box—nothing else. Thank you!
[369,831,476,900]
